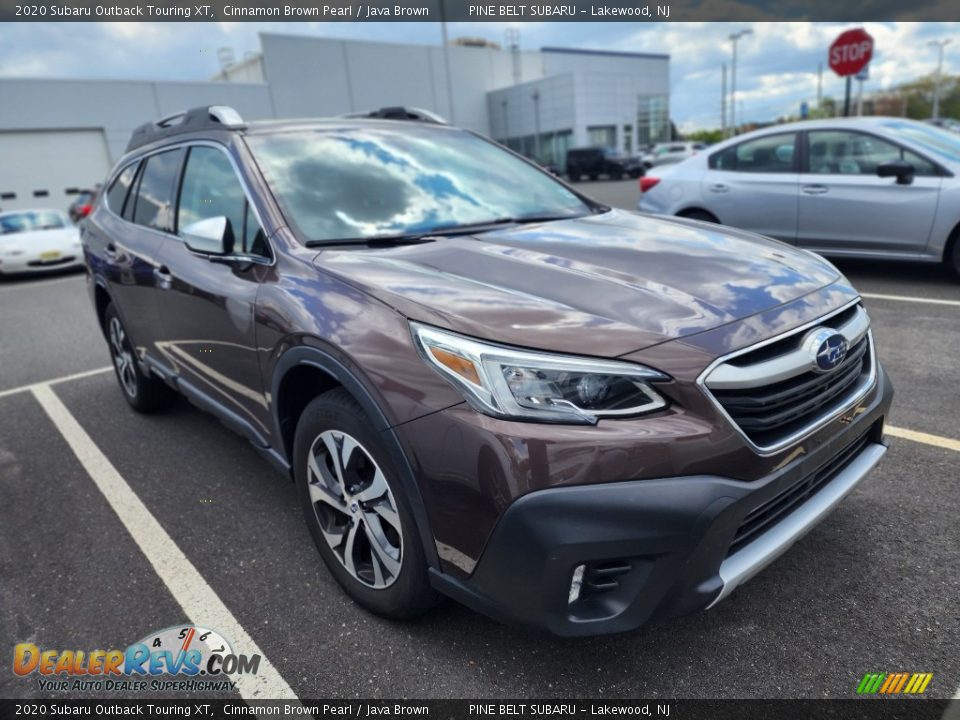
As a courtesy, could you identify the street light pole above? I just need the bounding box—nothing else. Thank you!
[928,39,951,121]
[728,29,753,137]
[532,90,541,161]
[438,2,456,124]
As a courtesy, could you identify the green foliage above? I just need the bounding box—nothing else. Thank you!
[684,128,724,144]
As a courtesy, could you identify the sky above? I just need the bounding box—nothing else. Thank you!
[1,21,957,132]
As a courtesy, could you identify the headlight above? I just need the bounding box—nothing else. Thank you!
[412,323,669,424]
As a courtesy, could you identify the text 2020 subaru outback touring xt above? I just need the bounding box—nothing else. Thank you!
[82,106,893,636]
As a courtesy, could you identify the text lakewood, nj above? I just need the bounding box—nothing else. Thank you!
[470,4,670,16]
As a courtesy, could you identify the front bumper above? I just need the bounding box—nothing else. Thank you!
[0,254,84,274]
[430,367,892,636]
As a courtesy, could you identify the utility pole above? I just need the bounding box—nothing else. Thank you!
[438,2,456,124]
[721,63,727,137]
[817,62,823,108]
[728,29,753,137]
[928,39,951,121]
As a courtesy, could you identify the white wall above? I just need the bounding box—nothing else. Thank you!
[487,74,577,140]
[0,77,273,162]
[259,33,542,134]
[0,129,112,212]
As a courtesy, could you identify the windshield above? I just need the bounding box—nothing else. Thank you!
[0,210,67,235]
[880,120,960,164]
[246,126,592,243]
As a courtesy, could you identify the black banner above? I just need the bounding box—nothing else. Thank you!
[0,0,957,22]
[0,699,956,720]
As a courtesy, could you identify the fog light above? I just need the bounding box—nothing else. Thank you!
[568,564,586,604]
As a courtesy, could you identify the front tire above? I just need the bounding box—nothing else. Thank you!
[104,304,176,413]
[294,388,438,619]
[949,235,960,279]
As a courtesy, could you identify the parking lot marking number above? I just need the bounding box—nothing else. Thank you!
[887,425,960,453]
[30,383,300,703]
[861,292,960,308]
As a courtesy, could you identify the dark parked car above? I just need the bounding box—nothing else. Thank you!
[566,147,643,181]
[83,106,892,636]
[68,187,100,223]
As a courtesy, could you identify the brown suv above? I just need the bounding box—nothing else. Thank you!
[82,106,893,636]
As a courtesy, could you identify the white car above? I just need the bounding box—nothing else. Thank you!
[0,209,84,276]
[637,117,960,275]
[642,142,707,168]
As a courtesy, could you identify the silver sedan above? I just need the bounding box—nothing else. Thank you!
[637,117,960,277]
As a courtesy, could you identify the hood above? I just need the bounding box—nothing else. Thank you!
[315,209,840,357]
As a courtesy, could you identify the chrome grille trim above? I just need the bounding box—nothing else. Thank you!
[697,298,878,457]
[707,304,870,390]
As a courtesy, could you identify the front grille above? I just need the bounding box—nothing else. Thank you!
[703,302,875,451]
[727,426,874,556]
[712,336,871,447]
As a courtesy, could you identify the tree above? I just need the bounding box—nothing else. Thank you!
[685,128,724,144]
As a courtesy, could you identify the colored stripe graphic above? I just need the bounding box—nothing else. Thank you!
[857,672,932,695]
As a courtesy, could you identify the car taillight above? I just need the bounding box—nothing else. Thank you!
[80,204,93,216]
[639,177,660,193]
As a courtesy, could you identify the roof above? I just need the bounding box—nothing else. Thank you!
[125,105,454,153]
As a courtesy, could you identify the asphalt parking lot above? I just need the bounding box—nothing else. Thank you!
[1,179,958,702]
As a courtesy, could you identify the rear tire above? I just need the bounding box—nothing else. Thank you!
[678,209,720,224]
[294,388,439,620]
[104,304,176,413]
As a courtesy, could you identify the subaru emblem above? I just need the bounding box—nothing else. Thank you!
[803,328,849,373]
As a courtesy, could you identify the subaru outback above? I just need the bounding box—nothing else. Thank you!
[82,105,893,636]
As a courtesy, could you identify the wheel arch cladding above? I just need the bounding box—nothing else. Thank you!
[271,346,441,569]
[93,279,112,336]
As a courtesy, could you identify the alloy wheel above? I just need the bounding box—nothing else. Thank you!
[109,316,138,399]
[306,430,403,589]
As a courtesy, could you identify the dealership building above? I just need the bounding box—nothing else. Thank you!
[0,32,670,213]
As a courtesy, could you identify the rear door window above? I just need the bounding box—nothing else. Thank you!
[131,148,184,232]
[710,133,796,173]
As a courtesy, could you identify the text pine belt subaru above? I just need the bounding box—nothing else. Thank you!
[82,106,893,636]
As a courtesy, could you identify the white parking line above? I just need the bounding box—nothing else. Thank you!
[0,366,112,400]
[861,292,960,308]
[30,384,299,702]
[887,425,960,454]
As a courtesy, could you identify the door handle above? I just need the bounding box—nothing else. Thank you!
[154,265,173,290]
[801,184,829,195]
[708,183,730,193]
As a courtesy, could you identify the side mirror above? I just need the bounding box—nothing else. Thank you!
[181,216,234,255]
[876,159,915,185]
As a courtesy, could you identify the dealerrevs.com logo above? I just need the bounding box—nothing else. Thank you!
[13,625,260,693]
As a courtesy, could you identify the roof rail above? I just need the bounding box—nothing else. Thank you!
[125,105,246,153]
[339,106,447,124]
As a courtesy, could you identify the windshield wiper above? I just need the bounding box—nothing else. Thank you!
[304,213,590,248]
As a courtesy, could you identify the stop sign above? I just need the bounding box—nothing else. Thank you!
[829,28,874,77]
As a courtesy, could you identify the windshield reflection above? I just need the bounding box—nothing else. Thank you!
[246,126,590,244]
